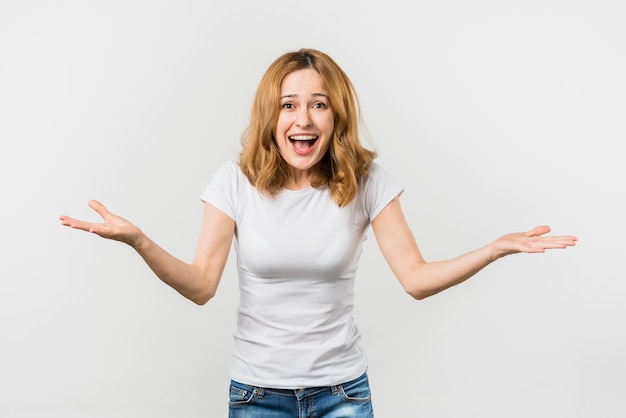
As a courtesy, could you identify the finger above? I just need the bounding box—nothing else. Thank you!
[88,199,110,220]
[559,235,578,243]
[59,216,98,233]
[535,242,567,249]
[530,238,577,250]
[534,236,577,247]
[525,225,551,237]
[59,215,82,227]
[544,235,577,243]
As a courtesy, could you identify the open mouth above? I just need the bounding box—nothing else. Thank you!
[289,135,319,152]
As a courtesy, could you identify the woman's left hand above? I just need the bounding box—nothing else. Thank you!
[491,225,577,258]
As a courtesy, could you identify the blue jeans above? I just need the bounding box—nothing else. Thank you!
[228,372,374,417]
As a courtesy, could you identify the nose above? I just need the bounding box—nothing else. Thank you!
[295,107,312,127]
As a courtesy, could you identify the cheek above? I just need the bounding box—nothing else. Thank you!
[324,121,335,141]
[323,112,335,133]
[275,113,292,133]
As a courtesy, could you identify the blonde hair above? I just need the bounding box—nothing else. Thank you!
[239,48,376,207]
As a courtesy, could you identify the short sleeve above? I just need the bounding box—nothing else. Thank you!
[362,162,405,221]
[199,160,239,221]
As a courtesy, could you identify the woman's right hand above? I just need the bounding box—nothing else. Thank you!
[59,200,144,247]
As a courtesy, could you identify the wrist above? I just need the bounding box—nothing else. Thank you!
[129,228,148,251]
[486,241,504,262]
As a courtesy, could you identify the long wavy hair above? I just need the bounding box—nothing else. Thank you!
[239,48,377,207]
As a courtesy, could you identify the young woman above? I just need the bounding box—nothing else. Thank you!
[60,48,577,417]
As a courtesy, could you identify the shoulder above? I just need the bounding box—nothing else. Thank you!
[209,159,249,184]
[361,161,400,187]
[357,161,405,219]
[214,159,240,177]
[201,159,243,198]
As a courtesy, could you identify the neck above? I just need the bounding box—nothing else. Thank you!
[284,173,312,190]
[284,165,321,190]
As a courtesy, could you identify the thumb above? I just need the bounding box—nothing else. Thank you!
[88,199,110,220]
[526,225,551,237]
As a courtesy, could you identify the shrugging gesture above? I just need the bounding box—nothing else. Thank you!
[59,48,578,417]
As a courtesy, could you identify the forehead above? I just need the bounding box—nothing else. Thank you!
[280,68,327,94]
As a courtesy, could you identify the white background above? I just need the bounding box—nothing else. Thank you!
[1,1,624,417]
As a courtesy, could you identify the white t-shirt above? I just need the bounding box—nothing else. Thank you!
[200,160,404,389]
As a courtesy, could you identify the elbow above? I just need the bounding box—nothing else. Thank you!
[410,292,428,301]
[192,297,208,306]
[406,288,431,300]
[190,288,216,306]
[188,270,220,305]
[403,282,437,300]
[397,261,434,300]
[192,294,212,306]
[400,264,444,300]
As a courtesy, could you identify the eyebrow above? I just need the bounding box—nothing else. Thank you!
[280,93,329,100]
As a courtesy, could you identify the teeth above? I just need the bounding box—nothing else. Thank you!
[289,135,318,141]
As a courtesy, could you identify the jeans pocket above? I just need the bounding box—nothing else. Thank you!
[338,373,372,403]
[228,381,258,406]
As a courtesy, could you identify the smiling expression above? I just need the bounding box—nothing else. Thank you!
[274,68,334,188]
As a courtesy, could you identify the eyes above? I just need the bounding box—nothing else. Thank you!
[280,101,329,110]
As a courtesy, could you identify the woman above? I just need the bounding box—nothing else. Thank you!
[60,48,576,417]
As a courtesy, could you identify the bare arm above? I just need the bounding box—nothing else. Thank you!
[59,200,234,305]
[372,198,577,300]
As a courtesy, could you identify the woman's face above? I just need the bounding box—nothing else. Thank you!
[274,68,334,184]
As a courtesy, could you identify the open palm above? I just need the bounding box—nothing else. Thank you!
[59,200,142,246]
